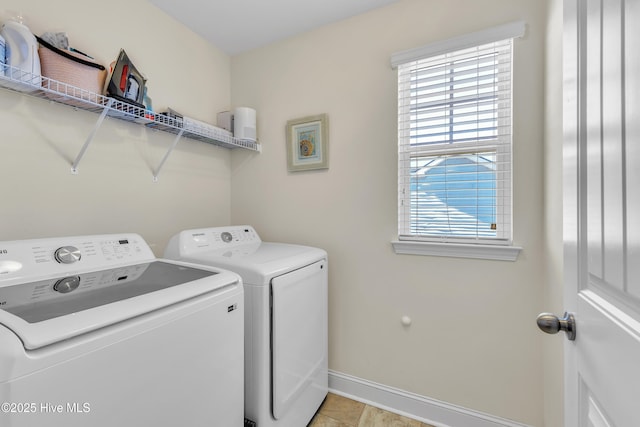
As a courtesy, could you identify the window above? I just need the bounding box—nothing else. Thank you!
[391,22,524,260]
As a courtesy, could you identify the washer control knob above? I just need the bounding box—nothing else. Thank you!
[53,276,80,294]
[54,246,81,264]
[221,232,233,243]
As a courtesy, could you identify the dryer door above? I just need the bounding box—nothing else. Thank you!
[271,259,328,420]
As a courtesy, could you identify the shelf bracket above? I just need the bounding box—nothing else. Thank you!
[71,98,114,174]
[152,128,185,182]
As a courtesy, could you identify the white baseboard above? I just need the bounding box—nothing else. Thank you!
[328,370,532,427]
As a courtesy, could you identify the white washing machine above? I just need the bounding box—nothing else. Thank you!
[0,233,244,427]
[164,225,328,427]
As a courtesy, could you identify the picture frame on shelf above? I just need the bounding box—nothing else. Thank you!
[286,114,329,172]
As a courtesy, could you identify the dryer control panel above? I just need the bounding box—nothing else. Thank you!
[165,226,262,258]
[0,234,155,286]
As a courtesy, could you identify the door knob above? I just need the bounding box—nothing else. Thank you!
[536,312,576,341]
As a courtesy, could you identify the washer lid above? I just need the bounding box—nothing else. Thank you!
[0,260,239,350]
[179,242,327,284]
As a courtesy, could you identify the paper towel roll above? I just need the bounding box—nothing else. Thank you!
[233,107,257,141]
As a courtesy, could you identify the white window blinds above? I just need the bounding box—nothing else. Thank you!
[394,23,523,245]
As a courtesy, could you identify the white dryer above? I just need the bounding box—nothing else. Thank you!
[0,233,244,427]
[164,225,328,427]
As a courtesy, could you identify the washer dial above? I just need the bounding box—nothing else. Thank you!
[54,246,82,264]
[53,276,81,293]
[221,232,233,243]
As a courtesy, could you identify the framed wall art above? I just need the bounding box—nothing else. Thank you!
[286,114,329,172]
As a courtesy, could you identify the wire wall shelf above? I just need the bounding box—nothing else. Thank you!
[0,66,260,181]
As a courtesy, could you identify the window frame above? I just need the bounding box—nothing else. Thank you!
[391,22,525,261]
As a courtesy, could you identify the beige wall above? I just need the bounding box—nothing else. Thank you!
[231,0,549,425]
[543,0,564,426]
[0,0,232,253]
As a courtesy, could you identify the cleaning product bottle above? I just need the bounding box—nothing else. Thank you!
[0,14,41,87]
[143,85,154,120]
[0,33,6,77]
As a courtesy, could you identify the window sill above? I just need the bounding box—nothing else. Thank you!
[391,240,522,261]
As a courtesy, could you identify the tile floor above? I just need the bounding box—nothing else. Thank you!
[308,393,435,427]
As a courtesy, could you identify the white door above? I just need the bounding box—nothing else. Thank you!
[560,0,640,426]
